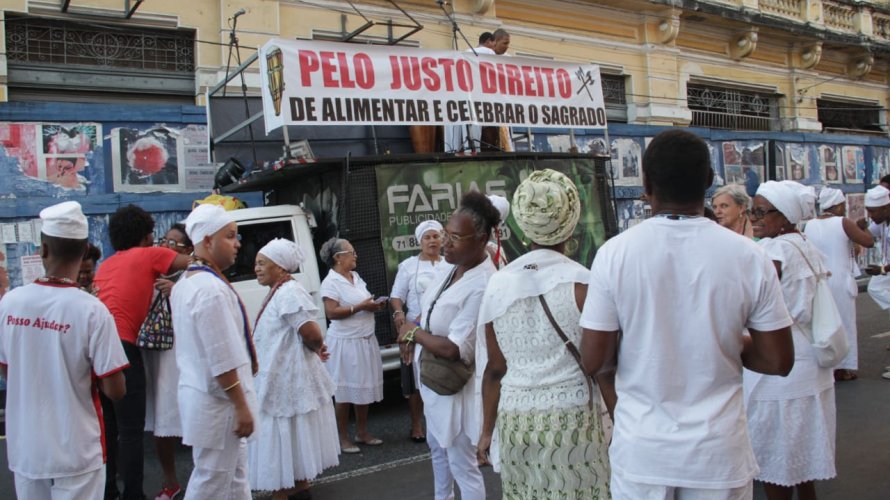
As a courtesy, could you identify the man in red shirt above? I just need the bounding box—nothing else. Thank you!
[94,204,190,500]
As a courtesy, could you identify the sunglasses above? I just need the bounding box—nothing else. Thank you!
[158,238,189,249]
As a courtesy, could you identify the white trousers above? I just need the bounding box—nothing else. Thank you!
[15,467,104,500]
[611,468,753,500]
[426,430,485,500]
[184,431,250,500]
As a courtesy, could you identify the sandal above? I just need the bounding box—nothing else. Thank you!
[834,369,858,381]
[354,436,383,446]
[410,434,427,443]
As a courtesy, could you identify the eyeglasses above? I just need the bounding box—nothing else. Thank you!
[158,238,188,249]
[440,230,479,244]
[335,250,358,258]
[750,208,780,220]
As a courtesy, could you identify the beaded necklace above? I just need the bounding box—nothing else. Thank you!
[254,274,293,329]
[36,276,80,288]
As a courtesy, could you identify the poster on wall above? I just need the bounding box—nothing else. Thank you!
[774,143,786,181]
[820,145,840,183]
[0,122,101,191]
[110,125,215,193]
[785,143,809,181]
[610,138,642,186]
[0,248,8,298]
[847,193,865,222]
[722,141,765,187]
[874,147,890,183]
[842,145,866,184]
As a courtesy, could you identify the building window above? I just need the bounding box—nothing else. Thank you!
[687,84,777,131]
[601,74,627,123]
[817,99,883,133]
[4,14,195,99]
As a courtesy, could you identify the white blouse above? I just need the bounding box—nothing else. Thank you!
[320,270,375,340]
[417,257,496,448]
[390,255,452,323]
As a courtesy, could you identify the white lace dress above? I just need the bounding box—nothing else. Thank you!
[248,280,339,491]
[743,234,837,486]
[485,251,611,500]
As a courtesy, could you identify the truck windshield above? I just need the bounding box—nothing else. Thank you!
[224,220,297,282]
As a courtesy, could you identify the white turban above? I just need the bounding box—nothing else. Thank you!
[756,180,816,224]
[865,185,890,208]
[487,194,510,225]
[40,201,88,239]
[259,238,305,273]
[414,220,443,244]
[184,204,234,244]
[512,169,581,246]
[818,187,846,211]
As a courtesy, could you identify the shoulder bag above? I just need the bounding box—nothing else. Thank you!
[538,295,596,411]
[137,293,174,350]
[419,268,475,396]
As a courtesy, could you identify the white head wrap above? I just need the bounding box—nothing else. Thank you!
[512,169,581,246]
[258,238,304,273]
[414,220,443,244]
[487,195,510,225]
[184,204,234,244]
[40,201,88,239]
[756,180,816,224]
[865,185,890,208]
[818,187,846,211]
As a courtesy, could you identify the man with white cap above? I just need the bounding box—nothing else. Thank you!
[805,187,874,382]
[580,130,794,500]
[0,201,128,500]
[861,185,890,277]
[170,203,258,500]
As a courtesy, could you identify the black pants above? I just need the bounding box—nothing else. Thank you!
[103,341,146,500]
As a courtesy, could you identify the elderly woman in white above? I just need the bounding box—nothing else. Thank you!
[397,191,500,500]
[248,239,339,500]
[744,181,837,500]
[390,220,452,442]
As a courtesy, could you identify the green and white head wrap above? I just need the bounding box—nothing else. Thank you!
[512,169,580,246]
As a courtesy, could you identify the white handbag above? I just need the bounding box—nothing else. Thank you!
[867,274,890,310]
[785,238,850,369]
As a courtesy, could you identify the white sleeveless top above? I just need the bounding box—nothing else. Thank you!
[804,217,859,296]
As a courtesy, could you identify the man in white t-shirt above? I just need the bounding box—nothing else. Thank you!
[171,204,258,500]
[0,201,128,500]
[579,129,795,500]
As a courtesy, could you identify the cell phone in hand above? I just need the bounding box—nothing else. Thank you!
[373,296,389,304]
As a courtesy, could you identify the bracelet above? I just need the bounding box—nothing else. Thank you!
[882,265,887,275]
[404,326,420,344]
[223,380,241,392]
[350,305,355,315]
[393,310,404,318]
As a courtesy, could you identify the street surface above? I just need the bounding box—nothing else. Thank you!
[1,293,888,499]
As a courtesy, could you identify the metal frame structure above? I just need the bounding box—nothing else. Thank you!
[60,0,145,20]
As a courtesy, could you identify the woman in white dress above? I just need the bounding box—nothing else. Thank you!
[248,238,339,500]
[145,223,192,500]
[477,169,613,499]
[745,181,837,500]
[390,219,452,443]
[804,187,874,381]
[319,237,387,453]
[396,191,499,500]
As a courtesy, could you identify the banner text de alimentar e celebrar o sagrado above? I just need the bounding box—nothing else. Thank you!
[259,39,607,132]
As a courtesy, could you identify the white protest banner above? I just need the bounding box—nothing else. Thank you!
[259,39,606,132]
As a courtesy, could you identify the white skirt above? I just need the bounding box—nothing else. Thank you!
[144,347,182,437]
[747,386,837,486]
[325,335,384,405]
[248,401,340,491]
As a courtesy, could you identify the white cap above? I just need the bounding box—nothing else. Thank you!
[258,238,305,273]
[487,194,510,224]
[40,201,88,239]
[184,204,234,244]
[865,185,890,208]
[818,187,846,211]
[414,220,443,243]
[756,181,816,224]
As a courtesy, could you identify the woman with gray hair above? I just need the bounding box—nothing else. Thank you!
[712,184,754,237]
[477,169,613,499]
[319,237,387,454]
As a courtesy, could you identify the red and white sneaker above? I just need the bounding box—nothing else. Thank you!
[155,485,182,500]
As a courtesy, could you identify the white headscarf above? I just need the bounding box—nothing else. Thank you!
[756,180,816,224]
[184,204,234,244]
[818,187,846,211]
[414,220,443,244]
[258,238,305,273]
[40,201,88,239]
[865,185,890,208]
[487,194,510,225]
[512,169,581,246]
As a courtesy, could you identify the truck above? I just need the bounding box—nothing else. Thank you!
[221,152,617,372]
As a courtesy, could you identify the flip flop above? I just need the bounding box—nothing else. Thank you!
[353,437,383,446]
[341,444,360,454]
[411,435,427,443]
